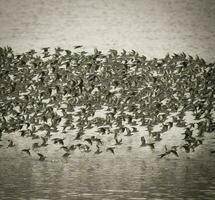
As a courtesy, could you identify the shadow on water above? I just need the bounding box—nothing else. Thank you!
[1,154,215,200]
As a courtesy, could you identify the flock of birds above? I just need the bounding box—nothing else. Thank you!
[0,46,214,161]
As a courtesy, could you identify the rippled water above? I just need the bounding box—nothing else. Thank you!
[0,0,215,62]
[1,153,215,200]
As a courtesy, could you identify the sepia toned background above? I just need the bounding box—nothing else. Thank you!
[0,0,215,62]
[0,0,215,199]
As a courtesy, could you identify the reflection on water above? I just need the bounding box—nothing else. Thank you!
[1,154,215,200]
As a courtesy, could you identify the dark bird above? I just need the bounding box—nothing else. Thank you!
[180,144,191,153]
[74,130,84,140]
[41,47,50,52]
[115,137,123,145]
[159,145,179,158]
[170,149,179,157]
[52,138,64,145]
[37,153,46,161]
[60,146,70,152]
[40,137,49,147]
[83,144,91,153]
[74,45,83,49]
[147,143,155,150]
[95,145,102,154]
[183,128,193,140]
[168,121,173,129]
[131,127,138,133]
[22,148,31,156]
[91,136,103,145]
[84,138,93,145]
[20,130,29,137]
[32,142,40,149]
[106,147,115,154]
[97,127,106,135]
[7,140,15,148]
[153,132,162,141]
[62,152,70,159]
[125,127,133,136]
[65,49,71,55]
[69,145,77,151]
[140,136,155,150]
[140,136,146,146]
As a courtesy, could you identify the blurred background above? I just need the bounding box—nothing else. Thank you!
[0,0,215,62]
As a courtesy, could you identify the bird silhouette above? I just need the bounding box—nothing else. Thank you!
[7,140,15,148]
[22,148,31,156]
[94,145,102,154]
[37,153,46,161]
[115,137,123,145]
[106,147,115,154]
[62,152,70,159]
[74,45,83,49]
[159,145,179,158]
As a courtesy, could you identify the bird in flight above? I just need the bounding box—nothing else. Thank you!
[37,153,46,161]
[22,148,31,156]
[74,45,83,49]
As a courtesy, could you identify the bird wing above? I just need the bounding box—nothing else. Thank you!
[171,150,179,157]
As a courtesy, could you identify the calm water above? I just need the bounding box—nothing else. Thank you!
[0,0,215,199]
[0,0,215,62]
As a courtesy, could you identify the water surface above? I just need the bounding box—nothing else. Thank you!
[1,152,215,200]
[0,0,215,61]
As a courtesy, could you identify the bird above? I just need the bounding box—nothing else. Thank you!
[84,138,93,145]
[21,148,31,156]
[115,137,123,145]
[131,127,138,133]
[159,145,179,158]
[95,145,102,154]
[37,153,46,161]
[74,130,84,140]
[180,144,191,153]
[106,147,115,154]
[60,146,70,152]
[62,152,70,159]
[52,138,64,145]
[153,132,162,141]
[40,137,48,147]
[83,144,91,153]
[74,45,83,49]
[7,140,15,148]
[124,127,133,136]
[147,143,155,150]
[91,136,103,145]
[41,47,50,52]
[140,136,146,146]
[69,145,77,151]
[140,135,155,149]
[170,149,179,157]
[97,127,106,135]
[32,143,40,149]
